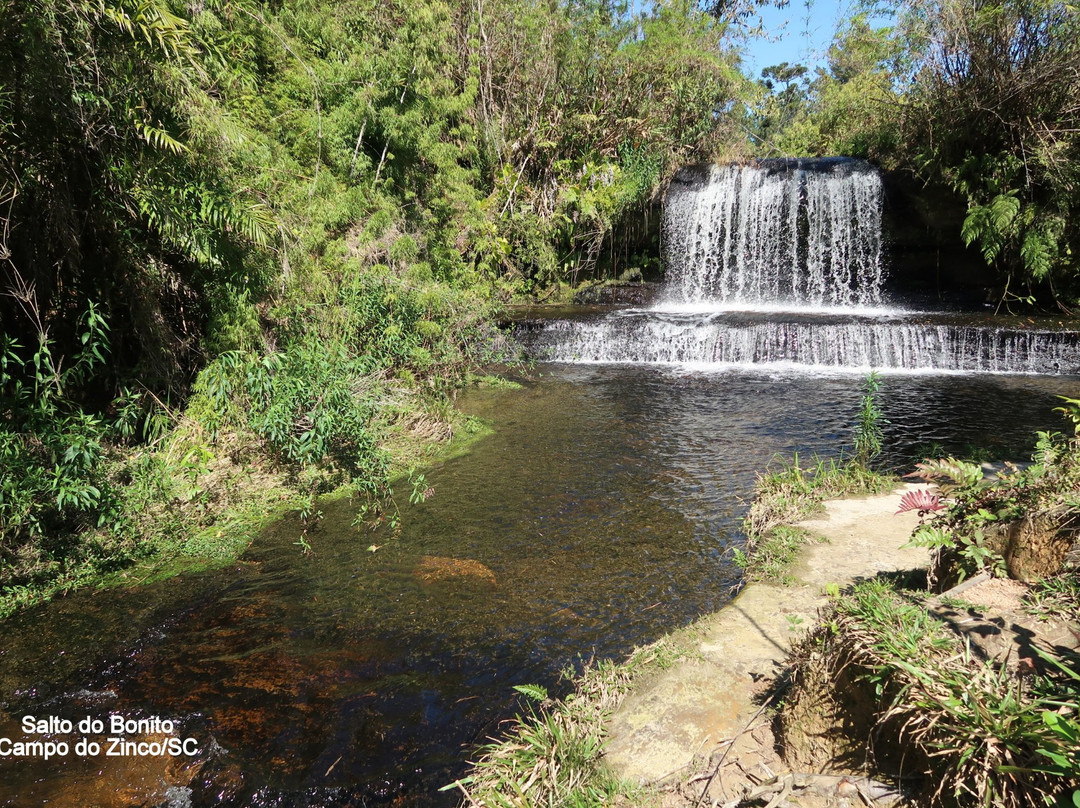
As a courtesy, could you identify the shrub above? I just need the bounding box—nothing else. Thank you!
[0,305,127,582]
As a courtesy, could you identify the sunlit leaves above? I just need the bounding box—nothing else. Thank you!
[89,0,196,58]
[1020,223,1057,281]
[133,119,188,155]
[899,0,1080,292]
[2,0,281,398]
[962,192,1020,264]
[904,456,984,493]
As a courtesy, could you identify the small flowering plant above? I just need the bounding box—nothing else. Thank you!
[899,456,1014,583]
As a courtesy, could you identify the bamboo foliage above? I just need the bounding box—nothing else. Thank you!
[0,0,276,388]
[1,0,753,604]
[88,0,196,58]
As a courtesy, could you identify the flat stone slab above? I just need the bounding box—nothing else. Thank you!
[929,575,1080,672]
[603,485,930,784]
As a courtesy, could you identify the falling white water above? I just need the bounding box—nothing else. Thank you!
[662,161,884,308]
[519,158,1080,375]
[527,312,1080,375]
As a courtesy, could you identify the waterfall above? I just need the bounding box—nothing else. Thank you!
[527,312,1080,375]
[518,158,1080,375]
[663,160,884,308]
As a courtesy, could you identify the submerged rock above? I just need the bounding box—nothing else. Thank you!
[413,556,497,586]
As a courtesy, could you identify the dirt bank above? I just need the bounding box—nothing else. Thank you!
[602,484,931,801]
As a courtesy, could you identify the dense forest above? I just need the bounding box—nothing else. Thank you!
[1,0,1079,611]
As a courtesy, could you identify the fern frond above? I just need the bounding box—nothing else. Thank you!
[905,457,983,494]
[512,684,549,703]
[989,192,1020,232]
[961,205,989,248]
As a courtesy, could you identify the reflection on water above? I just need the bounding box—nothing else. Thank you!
[0,366,1076,806]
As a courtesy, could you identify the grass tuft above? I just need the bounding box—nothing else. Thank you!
[733,525,820,585]
[737,454,895,584]
[446,638,684,806]
[785,578,1080,807]
[743,454,894,540]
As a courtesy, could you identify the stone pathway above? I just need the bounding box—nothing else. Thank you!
[603,485,931,788]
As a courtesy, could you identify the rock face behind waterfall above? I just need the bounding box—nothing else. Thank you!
[663,159,884,308]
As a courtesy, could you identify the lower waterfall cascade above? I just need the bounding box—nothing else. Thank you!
[528,312,1080,375]
[523,158,1080,376]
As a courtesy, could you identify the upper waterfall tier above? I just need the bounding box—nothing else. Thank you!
[663,159,884,308]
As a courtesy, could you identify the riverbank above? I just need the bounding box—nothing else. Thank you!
[449,481,929,805]
[602,484,929,803]
[453,442,1080,807]
[0,396,497,621]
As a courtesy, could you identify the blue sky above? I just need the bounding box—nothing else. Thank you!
[625,0,891,83]
[738,0,852,78]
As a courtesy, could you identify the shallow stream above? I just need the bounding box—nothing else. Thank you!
[1,364,1077,807]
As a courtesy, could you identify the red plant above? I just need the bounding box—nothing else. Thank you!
[896,489,944,517]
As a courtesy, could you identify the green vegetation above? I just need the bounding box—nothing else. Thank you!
[738,456,894,582]
[1,0,745,610]
[733,524,822,585]
[749,0,1080,308]
[742,454,895,544]
[444,637,685,807]
[738,399,895,582]
[902,0,1080,308]
[747,12,906,160]
[742,371,894,574]
[729,394,1080,805]
[4,0,1079,613]
[906,418,1080,589]
[853,371,886,470]
[787,578,1080,807]
[776,407,1080,806]
[2,2,1080,804]
[1025,571,1080,625]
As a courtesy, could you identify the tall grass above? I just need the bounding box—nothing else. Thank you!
[1025,571,1080,625]
[736,372,895,583]
[853,371,886,469]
